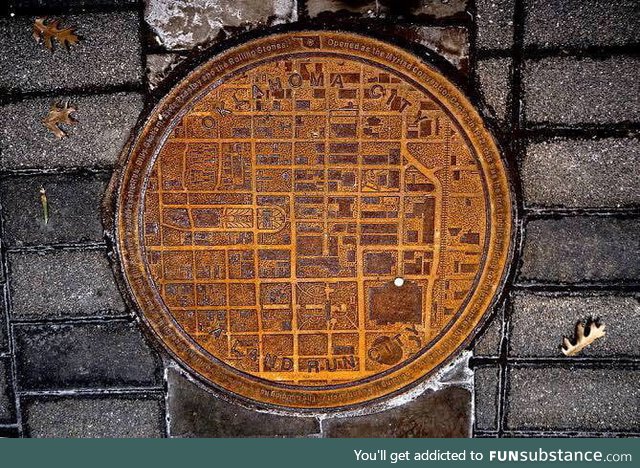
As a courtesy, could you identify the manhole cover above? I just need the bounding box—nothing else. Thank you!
[115,31,513,409]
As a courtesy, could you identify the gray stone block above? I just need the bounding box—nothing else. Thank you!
[475,0,514,50]
[306,0,384,18]
[474,367,499,431]
[0,92,143,169]
[522,138,640,208]
[524,0,640,48]
[506,367,640,431]
[404,0,468,17]
[307,0,468,19]
[385,25,469,73]
[520,217,640,283]
[0,358,16,424]
[473,311,503,357]
[0,291,7,353]
[145,53,185,91]
[145,0,298,50]
[0,174,107,247]
[14,322,162,391]
[323,386,471,437]
[510,293,640,357]
[0,12,142,93]
[166,367,319,437]
[11,1,138,10]
[8,249,126,320]
[476,57,511,125]
[0,427,19,438]
[23,396,164,438]
[523,56,640,124]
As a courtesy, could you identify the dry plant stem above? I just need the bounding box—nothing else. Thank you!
[39,186,49,225]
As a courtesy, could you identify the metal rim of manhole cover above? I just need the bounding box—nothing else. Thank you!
[115,30,514,410]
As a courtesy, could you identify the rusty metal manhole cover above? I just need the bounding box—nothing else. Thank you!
[115,31,513,409]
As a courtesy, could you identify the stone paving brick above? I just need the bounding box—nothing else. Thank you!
[0,426,19,438]
[472,312,503,356]
[519,217,640,283]
[0,358,16,424]
[0,11,142,93]
[523,56,640,125]
[0,174,107,247]
[23,395,164,438]
[0,92,144,169]
[323,386,471,437]
[510,293,640,357]
[144,0,297,50]
[166,367,319,437]
[14,322,162,391]
[475,0,514,50]
[8,249,126,320]
[307,0,467,19]
[10,0,138,11]
[522,138,640,208]
[0,290,9,353]
[524,0,640,48]
[474,367,499,431]
[476,57,511,125]
[506,368,640,431]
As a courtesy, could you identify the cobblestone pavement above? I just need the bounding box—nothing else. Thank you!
[0,0,638,438]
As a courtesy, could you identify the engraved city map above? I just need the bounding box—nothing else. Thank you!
[117,32,512,407]
[143,55,487,385]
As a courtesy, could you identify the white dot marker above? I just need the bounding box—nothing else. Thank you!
[394,277,404,287]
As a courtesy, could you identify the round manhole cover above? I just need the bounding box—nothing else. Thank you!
[115,31,513,409]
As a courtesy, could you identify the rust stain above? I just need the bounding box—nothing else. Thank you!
[115,32,513,409]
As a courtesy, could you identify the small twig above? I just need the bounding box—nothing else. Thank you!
[39,185,49,225]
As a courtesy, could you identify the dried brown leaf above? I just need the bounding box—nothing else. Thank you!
[43,101,77,139]
[33,17,79,51]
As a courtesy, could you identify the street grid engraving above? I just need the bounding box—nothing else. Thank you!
[142,55,488,386]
